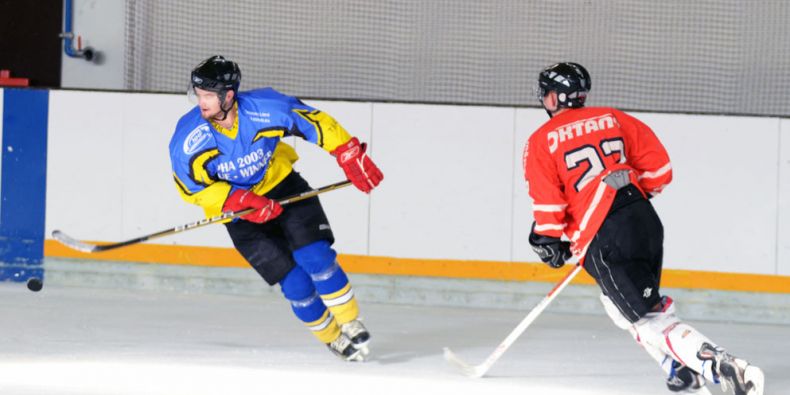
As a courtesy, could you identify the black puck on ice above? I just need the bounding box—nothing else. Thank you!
[26,277,43,292]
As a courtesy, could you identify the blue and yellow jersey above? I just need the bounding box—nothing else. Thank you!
[169,88,353,217]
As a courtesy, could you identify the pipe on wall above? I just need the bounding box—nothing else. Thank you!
[60,0,95,61]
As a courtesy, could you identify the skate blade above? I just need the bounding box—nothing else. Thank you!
[357,345,370,357]
[744,366,765,395]
[352,339,371,350]
[342,347,366,362]
[351,345,370,361]
[690,385,713,395]
[347,351,366,362]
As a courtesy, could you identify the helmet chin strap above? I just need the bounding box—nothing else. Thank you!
[213,90,235,122]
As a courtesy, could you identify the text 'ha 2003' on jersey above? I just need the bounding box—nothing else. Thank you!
[169,88,353,218]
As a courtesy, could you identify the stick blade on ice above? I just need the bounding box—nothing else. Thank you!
[443,347,486,378]
[51,230,99,253]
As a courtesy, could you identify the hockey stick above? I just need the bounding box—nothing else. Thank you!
[443,263,584,378]
[52,180,352,253]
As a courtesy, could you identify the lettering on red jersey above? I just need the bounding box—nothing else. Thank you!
[547,113,619,153]
[524,108,672,258]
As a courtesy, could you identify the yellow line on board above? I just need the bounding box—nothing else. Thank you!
[43,240,790,294]
[45,240,249,268]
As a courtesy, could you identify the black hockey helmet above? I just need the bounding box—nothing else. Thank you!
[190,55,241,94]
[537,62,591,109]
[190,55,241,120]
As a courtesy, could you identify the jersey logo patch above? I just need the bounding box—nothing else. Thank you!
[183,124,212,155]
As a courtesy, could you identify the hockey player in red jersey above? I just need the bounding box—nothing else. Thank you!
[524,62,764,395]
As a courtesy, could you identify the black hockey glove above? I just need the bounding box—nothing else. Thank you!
[528,223,572,269]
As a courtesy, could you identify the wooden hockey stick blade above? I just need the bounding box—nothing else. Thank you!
[443,347,486,378]
[51,180,352,253]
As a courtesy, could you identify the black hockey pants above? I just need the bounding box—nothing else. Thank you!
[583,184,664,323]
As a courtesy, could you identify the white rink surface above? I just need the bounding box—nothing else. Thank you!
[0,283,786,395]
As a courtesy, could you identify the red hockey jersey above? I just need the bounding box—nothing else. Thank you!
[523,107,672,259]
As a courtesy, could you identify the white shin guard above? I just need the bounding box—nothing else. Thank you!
[630,297,717,383]
[600,294,676,375]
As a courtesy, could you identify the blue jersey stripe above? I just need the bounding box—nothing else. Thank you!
[0,88,48,282]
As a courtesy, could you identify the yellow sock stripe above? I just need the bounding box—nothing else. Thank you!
[304,309,340,343]
[327,298,359,326]
[304,309,332,329]
[318,284,359,325]
[321,283,353,306]
[43,241,790,294]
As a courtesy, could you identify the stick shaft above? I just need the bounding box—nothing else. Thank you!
[479,264,583,369]
[444,264,584,378]
[53,180,352,253]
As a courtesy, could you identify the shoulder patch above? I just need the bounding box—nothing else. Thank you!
[183,124,212,155]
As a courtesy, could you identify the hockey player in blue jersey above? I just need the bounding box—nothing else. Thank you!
[169,55,383,361]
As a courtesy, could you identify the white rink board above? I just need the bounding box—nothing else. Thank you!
[47,90,127,242]
[43,90,790,276]
[639,113,780,275]
[291,99,373,255]
[368,103,515,261]
[779,119,790,276]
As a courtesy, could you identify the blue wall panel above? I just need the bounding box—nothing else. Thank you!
[0,89,48,282]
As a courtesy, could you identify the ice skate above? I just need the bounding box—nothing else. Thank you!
[697,343,764,395]
[326,333,364,362]
[341,319,370,356]
[666,361,707,393]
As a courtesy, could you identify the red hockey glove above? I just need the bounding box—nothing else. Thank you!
[331,137,383,193]
[223,189,283,224]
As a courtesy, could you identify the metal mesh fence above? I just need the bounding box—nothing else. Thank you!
[125,0,790,116]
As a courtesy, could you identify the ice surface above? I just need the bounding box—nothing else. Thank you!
[0,283,786,395]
